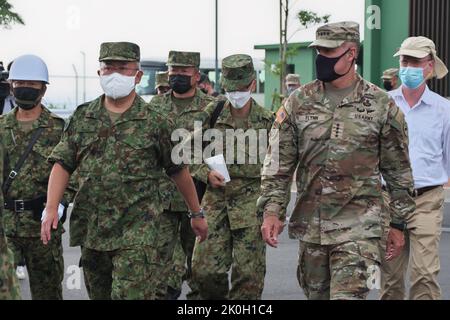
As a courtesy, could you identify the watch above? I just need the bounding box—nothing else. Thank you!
[188,207,206,219]
[390,222,406,231]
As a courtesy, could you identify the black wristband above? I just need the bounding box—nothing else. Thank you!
[390,222,406,231]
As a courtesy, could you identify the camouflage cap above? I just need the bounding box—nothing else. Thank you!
[309,21,360,49]
[285,74,301,85]
[381,68,399,80]
[155,71,169,89]
[221,54,256,91]
[99,42,140,62]
[167,51,200,68]
[394,36,448,79]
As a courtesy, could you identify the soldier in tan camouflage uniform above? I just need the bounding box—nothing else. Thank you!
[259,21,416,300]
[381,68,400,91]
[41,42,207,300]
[0,55,74,300]
[191,54,273,300]
[149,51,216,300]
[0,139,21,300]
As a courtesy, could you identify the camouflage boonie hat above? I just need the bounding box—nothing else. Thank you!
[167,51,200,68]
[221,54,256,91]
[155,71,169,89]
[309,21,360,49]
[99,42,140,62]
[381,68,399,80]
[285,74,301,85]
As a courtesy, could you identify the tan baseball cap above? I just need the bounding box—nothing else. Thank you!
[394,36,448,79]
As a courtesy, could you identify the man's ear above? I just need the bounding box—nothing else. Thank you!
[135,70,144,85]
[97,70,101,76]
[41,84,47,96]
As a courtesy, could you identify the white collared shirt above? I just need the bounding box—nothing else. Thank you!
[389,85,450,189]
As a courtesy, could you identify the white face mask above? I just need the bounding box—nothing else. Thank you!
[100,72,136,100]
[226,91,252,109]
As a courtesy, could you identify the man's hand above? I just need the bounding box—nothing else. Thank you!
[208,170,225,188]
[41,207,59,245]
[261,215,285,248]
[385,228,405,261]
[191,217,208,242]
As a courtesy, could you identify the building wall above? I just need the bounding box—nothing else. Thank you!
[363,0,410,87]
[259,44,316,109]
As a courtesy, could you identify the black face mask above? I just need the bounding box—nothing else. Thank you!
[200,88,208,95]
[383,81,393,91]
[316,48,354,83]
[13,87,42,110]
[169,74,192,94]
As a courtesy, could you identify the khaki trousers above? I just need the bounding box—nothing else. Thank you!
[380,186,444,300]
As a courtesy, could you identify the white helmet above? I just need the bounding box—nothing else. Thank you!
[8,54,49,84]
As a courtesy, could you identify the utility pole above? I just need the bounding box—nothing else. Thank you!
[80,51,86,103]
[72,64,79,106]
[215,0,219,92]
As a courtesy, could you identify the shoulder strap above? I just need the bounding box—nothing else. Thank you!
[209,100,226,128]
[2,127,45,196]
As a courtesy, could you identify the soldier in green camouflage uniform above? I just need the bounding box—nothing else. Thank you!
[0,55,74,300]
[0,139,21,300]
[41,42,207,300]
[259,22,416,300]
[155,71,170,95]
[191,54,273,300]
[149,51,215,300]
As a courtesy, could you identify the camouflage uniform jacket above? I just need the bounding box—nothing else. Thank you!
[0,107,72,238]
[150,89,215,212]
[48,95,184,251]
[193,99,275,230]
[260,74,416,245]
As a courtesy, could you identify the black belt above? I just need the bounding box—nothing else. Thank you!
[4,196,46,213]
[382,185,440,197]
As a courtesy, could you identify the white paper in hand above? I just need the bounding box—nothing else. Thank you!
[204,154,231,183]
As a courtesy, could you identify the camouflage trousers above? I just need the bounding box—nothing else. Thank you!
[192,213,266,300]
[8,236,63,300]
[0,240,21,300]
[297,239,381,300]
[82,245,163,300]
[154,210,198,300]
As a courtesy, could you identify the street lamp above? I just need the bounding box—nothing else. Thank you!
[215,0,219,92]
[80,51,86,103]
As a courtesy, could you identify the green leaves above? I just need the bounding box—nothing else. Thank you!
[0,0,25,29]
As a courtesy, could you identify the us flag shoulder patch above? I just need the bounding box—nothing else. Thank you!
[275,106,287,124]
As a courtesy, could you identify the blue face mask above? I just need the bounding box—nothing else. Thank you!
[399,67,425,89]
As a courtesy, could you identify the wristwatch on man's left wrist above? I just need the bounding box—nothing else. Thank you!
[188,207,206,219]
[390,221,406,231]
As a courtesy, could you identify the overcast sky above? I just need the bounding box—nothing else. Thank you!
[1,0,365,106]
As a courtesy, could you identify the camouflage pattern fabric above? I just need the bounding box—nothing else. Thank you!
[0,107,72,238]
[0,138,20,300]
[48,95,183,299]
[260,74,416,245]
[191,99,274,299]
[8,236,63,299]
[166,51,200,68]
[309,21,360,49]
[220,54,256,91]
[149,88,214,300]
[0,106,73,300]
[99,42,140,62]
[82,245,161,300]
[297,239,380,300]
